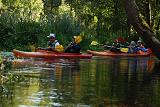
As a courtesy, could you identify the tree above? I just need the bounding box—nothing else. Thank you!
[123,0,160,59]
[42,0,62,16]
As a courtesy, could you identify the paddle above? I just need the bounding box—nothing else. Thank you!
[37,45,64,53]
[103,45,129,53]
[36,47,49,51]
[74,36,82,44]
[90,41,99,45]
[64,36,82,53]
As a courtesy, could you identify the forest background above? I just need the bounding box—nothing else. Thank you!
[0,0,159,51]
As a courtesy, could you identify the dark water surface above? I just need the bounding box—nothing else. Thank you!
[0,56,160,107]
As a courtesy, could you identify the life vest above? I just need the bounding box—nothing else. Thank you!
[48,40,59,48]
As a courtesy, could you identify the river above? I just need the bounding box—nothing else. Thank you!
[0,56,160,107]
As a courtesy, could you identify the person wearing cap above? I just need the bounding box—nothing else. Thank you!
[64,36,82,53]
[137,40,148,52]
[110,40,121,52]
[37,33,63,52]
[47,33,64,52]
[109,37,128,52]
[47,33,59,49]
[128,41,138,53]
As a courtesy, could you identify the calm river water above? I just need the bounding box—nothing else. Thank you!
[0,56,160,107]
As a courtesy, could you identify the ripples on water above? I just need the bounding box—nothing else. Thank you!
[0,57,160,107]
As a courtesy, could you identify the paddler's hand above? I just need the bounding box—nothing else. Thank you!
[46,47,55,51]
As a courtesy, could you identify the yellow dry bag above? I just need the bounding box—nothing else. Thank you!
[55,45,64,52]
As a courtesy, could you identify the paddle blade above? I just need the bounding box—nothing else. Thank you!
[75,36,82,44]
[90,41,99,45]
[120,48,129,53]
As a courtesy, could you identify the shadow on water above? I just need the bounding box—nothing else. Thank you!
[107,57,160,107]
[0,57,160,107]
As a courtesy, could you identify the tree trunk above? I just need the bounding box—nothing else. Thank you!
[127,17,131,35]
[123,0,160,59]
[145,0,151,26]
[155,19,160,31]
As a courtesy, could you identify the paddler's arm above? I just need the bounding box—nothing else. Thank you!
[36,47,48,51]
[64,42,74,52]
[37,47,55,52]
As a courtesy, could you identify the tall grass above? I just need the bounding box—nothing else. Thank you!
[0,13,86,51]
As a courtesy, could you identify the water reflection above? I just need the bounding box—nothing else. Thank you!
[0,57,160,107]
[105,57,160,107]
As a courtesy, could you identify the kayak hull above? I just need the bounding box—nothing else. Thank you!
[87,50,151,57]
[13,49,92,59]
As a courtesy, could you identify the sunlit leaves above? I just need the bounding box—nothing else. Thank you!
[1,0,43,21]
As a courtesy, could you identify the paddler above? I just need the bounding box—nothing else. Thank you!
[38,33,64,52]
[64,35,82,53]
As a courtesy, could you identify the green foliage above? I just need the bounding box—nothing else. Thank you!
[0,17,15,51]
[0,0,159,51]
[89,45,104,51]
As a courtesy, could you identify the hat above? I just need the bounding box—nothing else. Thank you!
[73,36,77,39]
[137,40,142,43]
[130,41,136,46]
[47,33,55,38]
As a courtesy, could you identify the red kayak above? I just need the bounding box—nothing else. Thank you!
[87,50,151,57]
[13,49,92,59]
